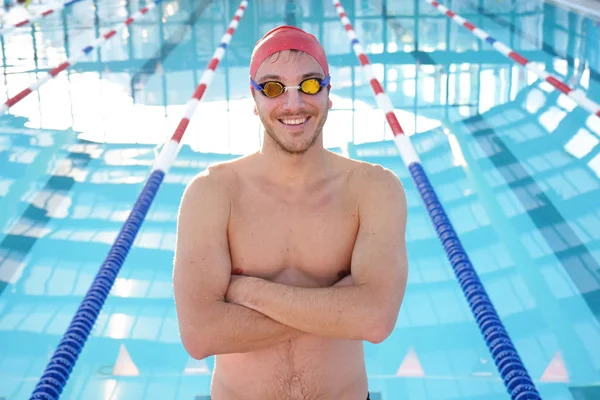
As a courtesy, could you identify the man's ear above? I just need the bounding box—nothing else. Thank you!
[254,104,259,115]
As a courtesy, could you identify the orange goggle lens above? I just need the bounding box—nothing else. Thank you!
[261,78,324,98]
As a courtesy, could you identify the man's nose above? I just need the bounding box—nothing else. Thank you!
[281,87,305,110]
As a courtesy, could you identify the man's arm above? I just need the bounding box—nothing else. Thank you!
[227,165,408,344]
[173,167,302,360]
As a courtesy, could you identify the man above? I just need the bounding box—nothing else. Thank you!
[173,26,408,400]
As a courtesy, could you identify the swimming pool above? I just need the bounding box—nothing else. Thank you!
[1,0,599,398]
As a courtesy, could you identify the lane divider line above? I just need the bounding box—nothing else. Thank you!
[424,0,600,119]
[0,0,85,37]
[26,2,249,400]
[332,1,542,399]
[0,0,163,116]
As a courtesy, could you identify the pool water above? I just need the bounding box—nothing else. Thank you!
[1,0,600,399]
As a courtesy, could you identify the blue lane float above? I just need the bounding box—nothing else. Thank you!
[28,1,251,397]
[409,163,541,400]
[29,170,164,400]
[331,0,542,398]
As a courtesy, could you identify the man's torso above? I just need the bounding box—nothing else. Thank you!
[212,152,369,400]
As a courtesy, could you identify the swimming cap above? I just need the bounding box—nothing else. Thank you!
[250,26,329,79]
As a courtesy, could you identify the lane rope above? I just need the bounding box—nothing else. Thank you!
[27,2,249,399]
[0,0,85,37]
[0,0,162,116]
[425,0,600,119]
[332,1,542,399]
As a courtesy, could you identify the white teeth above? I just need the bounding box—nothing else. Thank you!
[281,118,307,125]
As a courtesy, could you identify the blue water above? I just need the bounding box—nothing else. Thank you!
[1,0,600,399]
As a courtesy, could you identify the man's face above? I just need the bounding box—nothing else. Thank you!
[253,51,332,155]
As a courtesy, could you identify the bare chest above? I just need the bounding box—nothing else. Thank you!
[228,183,358,285]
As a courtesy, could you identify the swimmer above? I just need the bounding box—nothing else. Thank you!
[173,26,408,400]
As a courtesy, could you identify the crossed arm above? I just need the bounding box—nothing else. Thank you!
[173,165,407,360]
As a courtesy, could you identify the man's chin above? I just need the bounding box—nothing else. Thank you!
[277,138,317,155]
[264,126,321,154]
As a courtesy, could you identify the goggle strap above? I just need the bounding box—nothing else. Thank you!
[250,78,263,91]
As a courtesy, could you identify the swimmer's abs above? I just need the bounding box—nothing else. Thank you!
[211,362,368,400]
[210,375,369,400]
[209,393,371,400]
[211,341,368,400]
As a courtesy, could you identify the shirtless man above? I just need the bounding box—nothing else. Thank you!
[173,26,408,400]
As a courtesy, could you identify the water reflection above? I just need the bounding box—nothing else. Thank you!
[1,0,600,399]
[0,0,596,153]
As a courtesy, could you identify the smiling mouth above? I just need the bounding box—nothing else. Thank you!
[279,117,310,127]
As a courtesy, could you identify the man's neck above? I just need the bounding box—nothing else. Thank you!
[257,143,328,188]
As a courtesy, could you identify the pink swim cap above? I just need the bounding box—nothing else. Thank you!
[250,26,329,79]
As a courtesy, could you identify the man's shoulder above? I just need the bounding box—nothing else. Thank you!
[344,157,402,188]
[183,157,243,200]
[192,152,256,184]
[343,158,405,216]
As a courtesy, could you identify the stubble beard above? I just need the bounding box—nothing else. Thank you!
[262,109,328,156]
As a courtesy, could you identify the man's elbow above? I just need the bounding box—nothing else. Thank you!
[180,329,214,360]
[365,319,396,344]
[365,307,399,344]
[183,343,212,361]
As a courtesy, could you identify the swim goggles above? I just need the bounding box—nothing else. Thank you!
[250,75,331,98]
